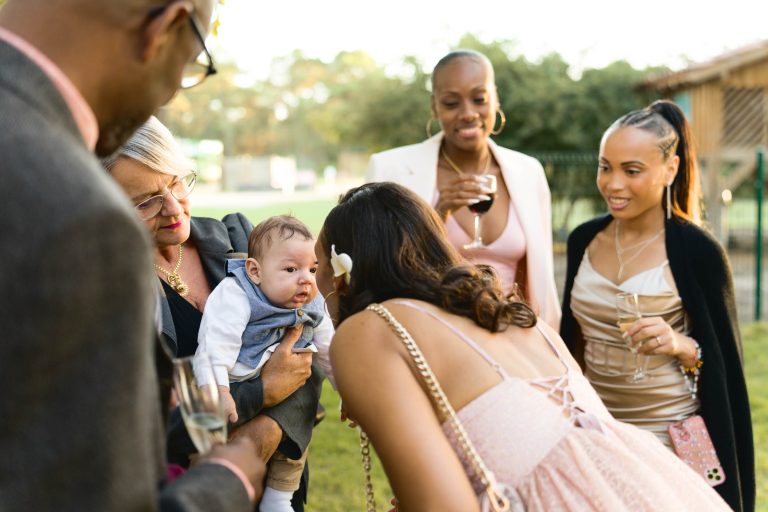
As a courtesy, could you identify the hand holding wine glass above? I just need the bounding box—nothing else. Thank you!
[615,292,648,383]
[464,174,497,249]
[173,352,228,454]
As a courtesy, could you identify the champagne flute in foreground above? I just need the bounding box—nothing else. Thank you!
[615,292,647,383]
[464,174,497,249]
[173,353,227,454]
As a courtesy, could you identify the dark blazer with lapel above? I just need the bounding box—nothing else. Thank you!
[560,214,755,512]
[0,40,251,512]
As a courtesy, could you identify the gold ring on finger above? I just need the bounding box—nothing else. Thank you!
[656,336,662,347]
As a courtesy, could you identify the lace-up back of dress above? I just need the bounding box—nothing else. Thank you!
[392,300,612,489]
[384,300,730,511]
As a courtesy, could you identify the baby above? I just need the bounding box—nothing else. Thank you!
[196,215,333,512]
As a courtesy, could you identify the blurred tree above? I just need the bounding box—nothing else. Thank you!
[344,56,431,152]
[158,34,667,187]
[161,61,276,156]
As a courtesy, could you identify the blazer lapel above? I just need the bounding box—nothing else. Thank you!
[191,217,248,288]
[491,139,535,237]
[490,140,544,309]
[402,133,442,203]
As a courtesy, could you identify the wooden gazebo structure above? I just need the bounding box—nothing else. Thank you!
[643,40,768,239]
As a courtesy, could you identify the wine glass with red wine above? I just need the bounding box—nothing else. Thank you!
[464,174,497,249]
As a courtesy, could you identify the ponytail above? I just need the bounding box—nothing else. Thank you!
[648,100,701,223]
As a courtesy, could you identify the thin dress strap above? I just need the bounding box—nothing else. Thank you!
[533,323,568,366]
[391,301,602,432]
[392,300,512,380]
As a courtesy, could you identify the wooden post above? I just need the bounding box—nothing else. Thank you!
[755,148,764,321]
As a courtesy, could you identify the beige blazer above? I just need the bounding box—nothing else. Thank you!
[366,133,561,328]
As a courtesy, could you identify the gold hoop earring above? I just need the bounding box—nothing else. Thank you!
[491,109,506,135]
[323,289,338,324]
[426,115,440,139]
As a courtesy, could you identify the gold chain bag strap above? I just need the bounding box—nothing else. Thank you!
[361,303,515,512]
[358,428,377,512]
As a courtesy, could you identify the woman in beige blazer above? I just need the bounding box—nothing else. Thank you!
[366,49,560,328]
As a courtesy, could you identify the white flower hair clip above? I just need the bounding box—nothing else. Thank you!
[330,244,353,285]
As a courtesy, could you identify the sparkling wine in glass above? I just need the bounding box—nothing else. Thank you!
[615,292,647,383]
[464,174,497,249]
[173,353,227,454]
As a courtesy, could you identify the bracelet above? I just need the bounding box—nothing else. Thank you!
[678,340,702,400]
[680,340,703,374]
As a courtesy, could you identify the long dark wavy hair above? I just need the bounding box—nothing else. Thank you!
[609,99,701,223]
[318,182,536,331]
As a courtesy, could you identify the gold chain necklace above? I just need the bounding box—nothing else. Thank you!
[154,244,190,297]
[440,146,491,176]
[614,222,665,281]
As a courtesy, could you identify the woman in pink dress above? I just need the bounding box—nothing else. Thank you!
[366,49,560,329]
[316,182,729,511]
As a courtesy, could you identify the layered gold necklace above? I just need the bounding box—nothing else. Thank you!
[154,244,190,296]
[440,146,491,176]
[614,222,665,281]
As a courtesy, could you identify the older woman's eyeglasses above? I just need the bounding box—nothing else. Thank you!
[135,172,197,220]
[181,13,217,89]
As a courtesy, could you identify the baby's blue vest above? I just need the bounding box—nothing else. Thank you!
[226,259,324,369]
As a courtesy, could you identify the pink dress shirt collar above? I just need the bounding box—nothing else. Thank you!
[0,27,98,151]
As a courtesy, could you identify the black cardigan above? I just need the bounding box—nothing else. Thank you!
[560,214,755,512]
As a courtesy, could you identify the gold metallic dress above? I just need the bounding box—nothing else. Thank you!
[570,253,699,448]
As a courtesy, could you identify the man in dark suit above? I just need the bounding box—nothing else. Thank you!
[0,0,264,510]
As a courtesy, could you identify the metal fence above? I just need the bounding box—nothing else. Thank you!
[536,152,767,324]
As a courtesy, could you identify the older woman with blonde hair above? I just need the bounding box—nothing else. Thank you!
[103,116,320,511]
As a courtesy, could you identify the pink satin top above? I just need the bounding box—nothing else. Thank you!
[435,192,526,296]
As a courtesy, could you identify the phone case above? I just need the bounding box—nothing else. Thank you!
[668,415,726,487]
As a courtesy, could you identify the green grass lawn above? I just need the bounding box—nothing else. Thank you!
[304,323,767,511]
[305,385,392,512]
[745,323,768,511]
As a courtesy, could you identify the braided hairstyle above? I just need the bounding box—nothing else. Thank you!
[609,99,701,223]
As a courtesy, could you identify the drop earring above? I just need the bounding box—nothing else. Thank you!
[666,182,672,220]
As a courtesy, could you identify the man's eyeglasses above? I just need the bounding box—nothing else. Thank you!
[181,13,217,89]
[135,172,197,220]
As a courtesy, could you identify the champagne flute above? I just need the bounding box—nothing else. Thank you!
[464,174,497,249]
[615,292,647,383]
[172,353,227,454]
